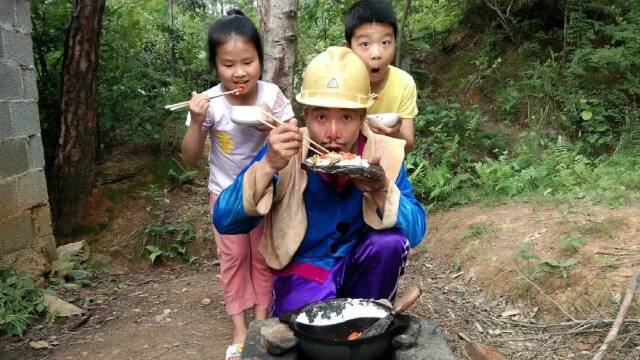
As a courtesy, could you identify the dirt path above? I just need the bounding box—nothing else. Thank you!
[2,261,230,360]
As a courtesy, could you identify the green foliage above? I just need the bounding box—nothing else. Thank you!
[0,268,45,337]
[558,232,584,253]
[407,99,504,208]
[144,217,198,264]
[540,257,578,279]
[462,223,491,240]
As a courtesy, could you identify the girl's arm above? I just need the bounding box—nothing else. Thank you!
[181,92,210,165]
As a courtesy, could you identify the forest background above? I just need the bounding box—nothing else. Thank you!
[2,0,640,355]
[33,0,640,221]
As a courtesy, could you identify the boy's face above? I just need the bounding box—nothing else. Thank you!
[304,106,365,154]
[348,22,396,85]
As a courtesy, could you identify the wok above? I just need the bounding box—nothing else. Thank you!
[279,298,410,360]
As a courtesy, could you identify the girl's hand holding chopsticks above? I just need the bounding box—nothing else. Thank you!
[187,91,209,127]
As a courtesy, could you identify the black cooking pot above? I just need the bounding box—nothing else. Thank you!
[279,298,410,360]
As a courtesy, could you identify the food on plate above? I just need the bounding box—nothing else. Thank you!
[307,152,369,167]
[302,152,384,180]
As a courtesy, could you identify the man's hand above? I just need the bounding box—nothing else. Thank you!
[187,91,209,127]
[263,119,302,173]
[352,154,389,194]
[368,118,403,138]
[249,103,278,133]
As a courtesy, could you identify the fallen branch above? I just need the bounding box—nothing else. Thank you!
[592,269,640,360]
[499,317,640,329]
[503,328,606,342]
[514,266,576,321]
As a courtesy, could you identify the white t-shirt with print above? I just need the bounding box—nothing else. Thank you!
[186,80,295,195]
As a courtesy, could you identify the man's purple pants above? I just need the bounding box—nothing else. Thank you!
[270,229,411,317]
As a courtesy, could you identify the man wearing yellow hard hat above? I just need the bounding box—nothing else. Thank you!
[214,47,426,316]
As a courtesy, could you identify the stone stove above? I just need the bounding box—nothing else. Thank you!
[241,316,455,360]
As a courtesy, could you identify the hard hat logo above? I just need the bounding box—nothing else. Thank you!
[296,46,373,109]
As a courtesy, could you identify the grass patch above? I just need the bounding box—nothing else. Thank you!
[577,217,626,240]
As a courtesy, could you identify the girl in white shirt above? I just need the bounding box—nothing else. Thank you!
[180,9,294,360]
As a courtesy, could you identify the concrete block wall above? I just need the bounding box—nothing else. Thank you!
[0,0,56,269]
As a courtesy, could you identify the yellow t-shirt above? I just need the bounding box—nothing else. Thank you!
[368,65,418,119]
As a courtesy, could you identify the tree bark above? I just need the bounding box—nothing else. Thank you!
[51,0,106,235]
[395,0,412,67]
[256,0,299,99]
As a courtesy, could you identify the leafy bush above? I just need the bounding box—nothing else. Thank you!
[407,99,505,208]
[0,268,45,337]
[144,217,198,264]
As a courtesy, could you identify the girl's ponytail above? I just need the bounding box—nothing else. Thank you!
[226,8,245,17]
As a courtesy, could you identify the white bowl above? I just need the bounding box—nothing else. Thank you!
[230,106,264,126]
[367,113,400,127]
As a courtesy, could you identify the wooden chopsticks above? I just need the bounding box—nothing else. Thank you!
[256,111,329,155]
[260,110,330,155]
[164,89,240,111]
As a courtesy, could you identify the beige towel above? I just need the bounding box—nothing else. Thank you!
[242,123,406,269]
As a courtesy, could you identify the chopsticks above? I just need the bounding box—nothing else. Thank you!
[164,89,241,111]
[257,110,330,155]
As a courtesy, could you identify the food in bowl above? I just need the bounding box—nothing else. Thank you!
[366,113,400,127]
[230,105,264,126]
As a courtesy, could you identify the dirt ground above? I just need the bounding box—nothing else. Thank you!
[1,260,233,360]
[2,162,640,359]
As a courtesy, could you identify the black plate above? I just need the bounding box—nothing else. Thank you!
[301,161,384,180]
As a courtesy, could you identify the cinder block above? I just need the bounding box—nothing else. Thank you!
[9,101,40,137]
[3,29,34,67]
[0,0,16,27]
[0,62,22,101]
[27,134,45,170]
[31,204,53,238]
[0,138,28,178]
[0,177,19,221]
[21,67,38,100]
[0,210,31,255]
[0,28,5,59]
[17,169,49,209]
[15,0,32,34]
[0,102,10,138]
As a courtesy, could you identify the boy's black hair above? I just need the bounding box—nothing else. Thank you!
[207,9,264,71]
[343,0,398,44]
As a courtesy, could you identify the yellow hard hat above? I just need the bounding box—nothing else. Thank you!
[296,46,374,109]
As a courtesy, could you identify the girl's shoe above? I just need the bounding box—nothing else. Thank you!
[225,343,243,360]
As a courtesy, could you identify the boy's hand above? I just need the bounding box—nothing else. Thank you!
[263,119,302,172]
[368,118,403,138]
[187,91,209,126]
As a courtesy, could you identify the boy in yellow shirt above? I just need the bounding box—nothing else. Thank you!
[344,0,418,152]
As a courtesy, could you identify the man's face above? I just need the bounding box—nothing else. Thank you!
[348,23,396,85]
[304,106,365,153]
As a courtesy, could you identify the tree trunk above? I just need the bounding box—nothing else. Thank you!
[256,0,299,99]
[51,0,106,235]
[168,0,177,76]
[395,0,412,67]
